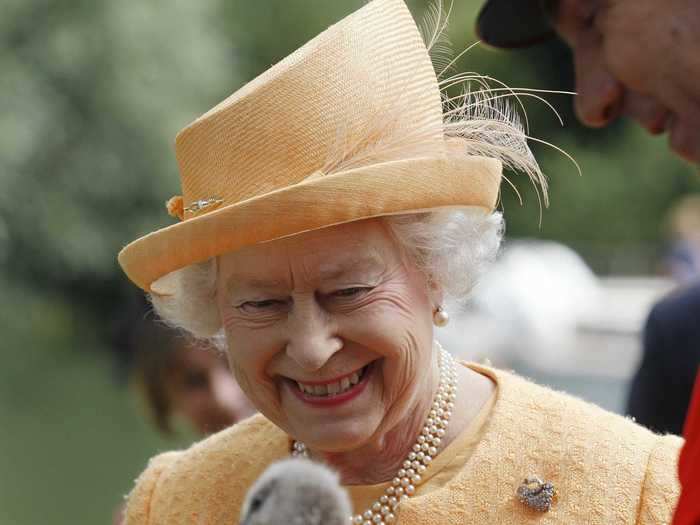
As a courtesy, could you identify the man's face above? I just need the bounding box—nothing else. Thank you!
[549,0,700,163]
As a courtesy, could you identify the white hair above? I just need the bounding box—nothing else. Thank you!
[149,207,504,341]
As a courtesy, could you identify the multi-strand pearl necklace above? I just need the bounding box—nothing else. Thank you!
[291,343,458,525]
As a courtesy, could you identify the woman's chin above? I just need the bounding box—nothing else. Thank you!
[295,419,381,453]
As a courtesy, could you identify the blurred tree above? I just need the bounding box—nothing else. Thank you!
[0,1,231,523]
[1,0,234,345]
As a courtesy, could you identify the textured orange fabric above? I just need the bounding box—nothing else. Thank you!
[117,0,504,292]
[345,380,497,512]
[124,364,683,524]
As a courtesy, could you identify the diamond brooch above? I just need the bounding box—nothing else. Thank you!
[516,476,558,512]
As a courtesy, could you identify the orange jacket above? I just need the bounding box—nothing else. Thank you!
[124,364,682,524]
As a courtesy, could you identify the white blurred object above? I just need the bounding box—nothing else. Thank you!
[475,240,601,342]
[437,240,674,379]
[439,240,600,364]
[240,458,351,525]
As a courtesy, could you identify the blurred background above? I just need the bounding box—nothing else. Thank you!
[1,0,698,523]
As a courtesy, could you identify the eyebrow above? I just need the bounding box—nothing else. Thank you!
[225,254,386,295]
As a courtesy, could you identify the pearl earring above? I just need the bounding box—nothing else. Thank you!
[433,306,449,327]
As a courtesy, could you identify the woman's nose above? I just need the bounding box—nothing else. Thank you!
[573,46,625,128]
[285,299,343,372]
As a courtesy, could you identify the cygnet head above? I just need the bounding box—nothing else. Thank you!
[240,458,352,525]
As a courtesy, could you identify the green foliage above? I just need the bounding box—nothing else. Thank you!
[0,1,697,523]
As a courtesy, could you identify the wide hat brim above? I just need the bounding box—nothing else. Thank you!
[118,155,501,292]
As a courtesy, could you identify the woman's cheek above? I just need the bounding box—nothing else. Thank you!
[345,302,424,398]
[230,353,283,420]
[227,358,255,401]
[226,331,280,403]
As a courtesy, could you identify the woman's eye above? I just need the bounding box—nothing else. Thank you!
[238,299,285,311]
[332,287,371,298]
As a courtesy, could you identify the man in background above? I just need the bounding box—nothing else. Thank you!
[627,285,700,435]
[476,0,700,164]
[475,1,700,522]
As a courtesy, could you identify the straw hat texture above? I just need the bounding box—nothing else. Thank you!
[118,0,505,292]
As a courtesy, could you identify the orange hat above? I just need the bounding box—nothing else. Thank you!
[119,0,532,292]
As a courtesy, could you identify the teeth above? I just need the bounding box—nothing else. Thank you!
[297,367,366,397]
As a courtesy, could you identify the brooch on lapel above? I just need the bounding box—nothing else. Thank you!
[516,476,558,512]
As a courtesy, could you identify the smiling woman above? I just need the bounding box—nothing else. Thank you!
[214,217,494,463]
[118,1,682,523]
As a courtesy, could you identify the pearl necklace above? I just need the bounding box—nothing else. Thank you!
[291,343,458,525]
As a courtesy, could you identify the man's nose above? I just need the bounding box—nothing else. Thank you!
[285,298,343,372]
[573,47,625,128]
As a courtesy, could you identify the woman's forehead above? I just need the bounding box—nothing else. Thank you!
[219,219,399,286]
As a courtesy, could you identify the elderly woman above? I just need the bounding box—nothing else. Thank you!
[119,0,682,523]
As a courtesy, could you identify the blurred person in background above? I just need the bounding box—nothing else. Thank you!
[112,296,256,436]
[627,195,700,436]
[663,195,700,284]
[627,284,700,436]
[111,297,256,524]
[476,2,700,521]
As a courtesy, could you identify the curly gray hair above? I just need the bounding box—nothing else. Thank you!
[149,207,504,341]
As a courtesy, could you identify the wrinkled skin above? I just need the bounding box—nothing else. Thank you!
[216,219,493,484]
[550,0,700,163]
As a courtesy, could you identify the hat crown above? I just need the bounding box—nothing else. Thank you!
[118,0,510,292]
[174,0,444,217]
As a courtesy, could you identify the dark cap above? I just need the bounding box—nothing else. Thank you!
[476,0,554,49]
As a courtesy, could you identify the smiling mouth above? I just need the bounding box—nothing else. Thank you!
[294,365,369,398]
